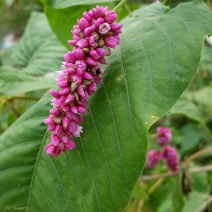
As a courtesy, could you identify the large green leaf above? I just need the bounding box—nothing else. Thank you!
[13,12,67,75]
[0,1,212,211]
[0,66,55,96]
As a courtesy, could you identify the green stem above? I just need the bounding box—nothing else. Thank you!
[113,0,127,11]
[201,123,212,139]
[124,3,131,15]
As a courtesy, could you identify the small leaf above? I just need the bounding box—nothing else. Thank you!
[180,123,207,154]
[187,86,212,116]
[170,96,203,123]
[182,192,212,212]
[132,181,149,200]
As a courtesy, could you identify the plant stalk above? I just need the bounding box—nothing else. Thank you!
[113,0,127,11]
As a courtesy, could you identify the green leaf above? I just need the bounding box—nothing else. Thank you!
[41,0,119,9]
[169,96,203,123]
[180,123,207,154]
[0,1,212,211]
[0,66,55,96]
[13,12,67,75]
[132,181,149,200]
[45,6,89,50]
[191,171,210,194]
[182,192,212,212]
[187,85,212,116]
[149,178,176,212]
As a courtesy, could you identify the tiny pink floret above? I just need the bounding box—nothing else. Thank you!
[44,5,122,157]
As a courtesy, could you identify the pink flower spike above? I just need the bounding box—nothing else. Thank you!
[163,146,179,172]
[44,6,122,157]
[157,127,172,146]
[147,150,162,169]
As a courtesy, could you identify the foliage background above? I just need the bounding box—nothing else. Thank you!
[0,0,212,211]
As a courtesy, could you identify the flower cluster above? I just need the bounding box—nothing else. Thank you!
[147,127,179,172]
[157,127,171,145]
[44,6,122,157]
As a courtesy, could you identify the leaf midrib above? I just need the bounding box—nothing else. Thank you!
[27,129,49,211]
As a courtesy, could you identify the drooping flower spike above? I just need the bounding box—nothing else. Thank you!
[44,6,122,157]
[147,127,179,172]
[157,126,172,146]
[147,150,162,169]
[163,145,179,172]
